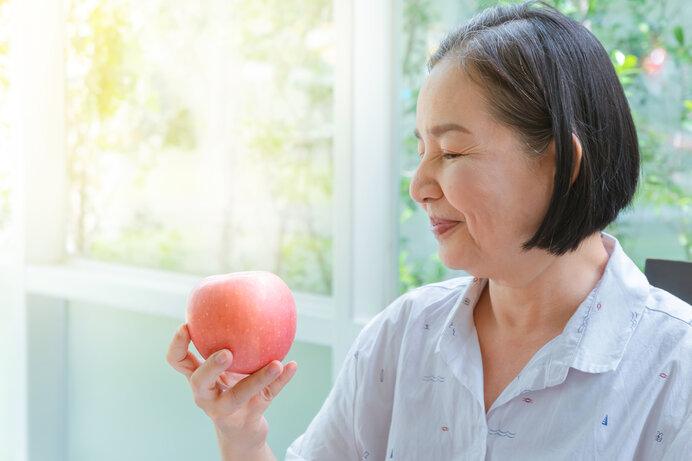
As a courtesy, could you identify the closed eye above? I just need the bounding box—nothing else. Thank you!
[418,152,463,160]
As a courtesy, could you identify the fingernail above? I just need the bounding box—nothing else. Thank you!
[268,363,281,377]
[216,351,229,364]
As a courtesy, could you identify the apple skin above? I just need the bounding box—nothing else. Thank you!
[185,271,297,374]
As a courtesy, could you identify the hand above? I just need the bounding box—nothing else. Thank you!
[166,323,297,459]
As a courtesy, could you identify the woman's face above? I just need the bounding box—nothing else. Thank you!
[410,58,556,279]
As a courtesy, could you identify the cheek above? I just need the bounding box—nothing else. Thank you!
[493,173,553,238]
[444,167,507,225]
[443,161,550,242]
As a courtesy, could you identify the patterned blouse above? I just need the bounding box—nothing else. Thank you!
[286,234,692,460]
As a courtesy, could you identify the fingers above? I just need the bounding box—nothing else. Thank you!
[226,360,283,409]
[166,324,202,379]
[173,323,299,421]
[219,361,298,418]
[217,372,233,390]
[216,370,245,391]
[253,361,297,410]
[190,349,234,403]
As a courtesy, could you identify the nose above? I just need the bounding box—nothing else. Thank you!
[409,158,442,206]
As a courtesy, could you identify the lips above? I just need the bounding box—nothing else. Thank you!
[429,216,460,226]
[429,216,461,237]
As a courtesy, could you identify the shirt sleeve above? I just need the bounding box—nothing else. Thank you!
[284,294,409,460]
[284,339,361,460]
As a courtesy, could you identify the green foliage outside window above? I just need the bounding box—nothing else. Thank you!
[398,0,692,294]
[66,0,334,295]
[66,0,197,265]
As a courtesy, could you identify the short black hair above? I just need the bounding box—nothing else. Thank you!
[429,0,639,255]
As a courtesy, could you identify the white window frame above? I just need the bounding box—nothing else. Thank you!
[4,0,401,460]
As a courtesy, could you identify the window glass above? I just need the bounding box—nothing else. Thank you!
[0,0,11,256]
[397,0,692,294]
[66,0,334,294]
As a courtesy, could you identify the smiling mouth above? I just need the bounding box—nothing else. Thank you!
[430,221,461,237]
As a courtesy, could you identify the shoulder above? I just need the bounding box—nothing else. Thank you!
[644,285,692,329]
[631,285,692,390]
[354,276,472,354]
[367,276,472,333]
[624,287,692,438]
[639,286,692,350]
[637,285,692,363]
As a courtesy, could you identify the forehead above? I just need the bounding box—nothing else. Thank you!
[416,59,492,131]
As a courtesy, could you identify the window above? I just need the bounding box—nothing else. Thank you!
[0,0,11,259]
[65,0,335,294]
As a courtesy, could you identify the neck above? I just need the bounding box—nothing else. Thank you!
[476,233,610,340]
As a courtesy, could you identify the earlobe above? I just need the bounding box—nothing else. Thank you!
[571,133,583,185]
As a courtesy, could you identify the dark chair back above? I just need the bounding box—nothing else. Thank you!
[644,258,692,305]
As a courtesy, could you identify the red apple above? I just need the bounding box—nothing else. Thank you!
[185,271,297,374]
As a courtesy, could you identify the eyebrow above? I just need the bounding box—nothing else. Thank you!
[413,123,473,140]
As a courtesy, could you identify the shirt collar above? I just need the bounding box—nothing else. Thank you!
[435,232,650,383]
[433,276,486,408]
[434,276,485,355]
[503,233,650,398]
[562,232,650,373]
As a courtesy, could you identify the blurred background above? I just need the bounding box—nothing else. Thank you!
[0,0,690,460]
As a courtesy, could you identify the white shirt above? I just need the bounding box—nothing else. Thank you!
[285,234,692,460]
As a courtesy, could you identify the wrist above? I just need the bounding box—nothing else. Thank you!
[216,427,273,461]
[218,444,273,461]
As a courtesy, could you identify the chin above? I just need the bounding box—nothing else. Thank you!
[438,250,470,272]
[439,245,489,278]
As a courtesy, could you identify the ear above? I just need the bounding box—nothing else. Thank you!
[571,133,583,185]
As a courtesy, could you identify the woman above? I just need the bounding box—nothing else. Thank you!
[166,1,692,459]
